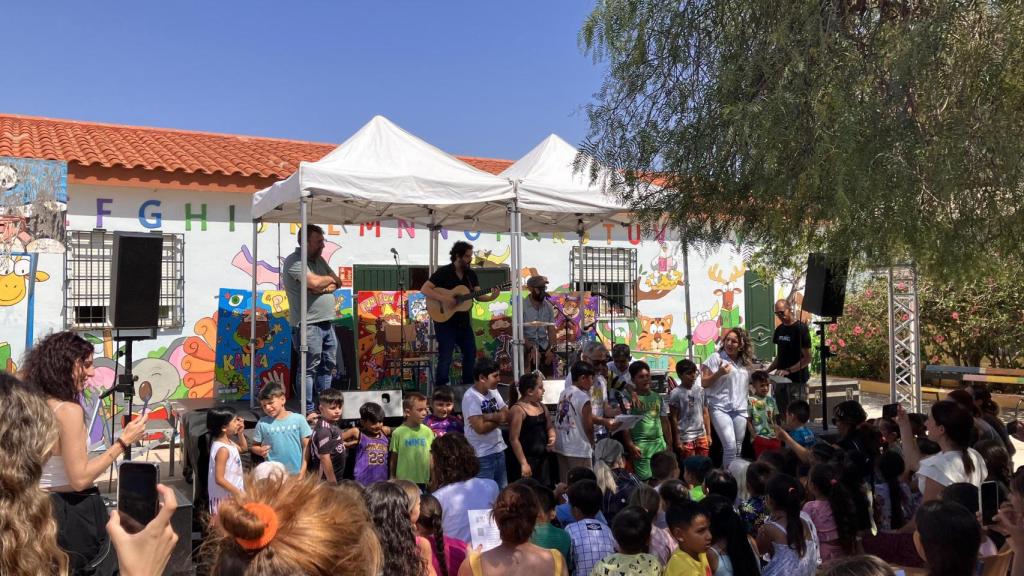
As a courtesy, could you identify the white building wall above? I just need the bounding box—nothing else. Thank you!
[0,182,754,401]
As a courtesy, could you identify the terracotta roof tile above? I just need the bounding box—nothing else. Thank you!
[0,113,513,180]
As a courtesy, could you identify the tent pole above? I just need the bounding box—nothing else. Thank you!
[515,201,525,377]
[250,218,259,409]
[509,197,521,378]
[299,197,309,416]
[682,236,694,359]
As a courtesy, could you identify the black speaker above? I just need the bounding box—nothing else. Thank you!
[109,232,162,329]
[803,253,849,317]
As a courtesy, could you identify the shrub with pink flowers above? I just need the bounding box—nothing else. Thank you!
[823,278,890,380]
[818,268,1024,381]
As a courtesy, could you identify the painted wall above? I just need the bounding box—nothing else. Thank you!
[1,181,754,403]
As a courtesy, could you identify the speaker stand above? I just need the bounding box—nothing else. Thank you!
[111,333,155,460]
[813,319,837,430]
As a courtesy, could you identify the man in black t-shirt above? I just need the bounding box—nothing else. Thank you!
[420,241,499,386]
[766,299,812,414]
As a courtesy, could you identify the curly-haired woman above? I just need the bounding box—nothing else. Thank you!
[22,331,149,574]
[430,433,500,543]
[701,327,754,470]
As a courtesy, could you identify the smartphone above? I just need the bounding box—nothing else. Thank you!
[982,480,999,525]
[118,461,160,534]
[882,403,899,419]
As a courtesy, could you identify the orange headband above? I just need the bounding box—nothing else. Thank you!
[234,502,280,551]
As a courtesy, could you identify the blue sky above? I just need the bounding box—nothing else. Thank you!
[4,1,604,160]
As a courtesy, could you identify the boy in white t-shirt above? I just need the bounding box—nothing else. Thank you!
[554,361,620,483]
[462,357,510,488]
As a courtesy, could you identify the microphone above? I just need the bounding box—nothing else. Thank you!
[98,384,118,400]
[390,247,399,264]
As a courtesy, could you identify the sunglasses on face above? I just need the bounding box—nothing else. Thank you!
[775,310,787,317]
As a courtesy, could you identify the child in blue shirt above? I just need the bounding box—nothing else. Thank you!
[781,399,816,449]
[251,384,312,475]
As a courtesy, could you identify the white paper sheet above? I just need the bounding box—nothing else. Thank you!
[468,509,502,552]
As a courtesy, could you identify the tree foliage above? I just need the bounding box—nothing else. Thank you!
[580,0,1024,278]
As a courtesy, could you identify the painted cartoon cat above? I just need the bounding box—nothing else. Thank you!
[638,315,674,352]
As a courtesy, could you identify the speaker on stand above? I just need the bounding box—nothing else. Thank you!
[105,233,194,574]
[803,253,850,430]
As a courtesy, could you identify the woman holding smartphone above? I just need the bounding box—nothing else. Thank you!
[701,327,754,470]
[23,331,149,575]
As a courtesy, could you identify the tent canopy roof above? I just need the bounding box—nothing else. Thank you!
[501,134,633,233]
[252,116,515,231]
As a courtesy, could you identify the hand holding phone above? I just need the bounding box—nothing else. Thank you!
[882,403,899,420]
[982,480,999,525]
[117,462,159,534]
[108,483,179,576]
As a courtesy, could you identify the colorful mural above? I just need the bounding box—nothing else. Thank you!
[214,288,292,400]
[357,291,418,390]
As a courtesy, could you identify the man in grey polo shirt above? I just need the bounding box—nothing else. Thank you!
[282,224,344,418]
[523,275,557,375]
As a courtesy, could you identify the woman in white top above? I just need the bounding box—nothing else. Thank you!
[23,331,149,575]
[701,327,753,470]
[430,432,500,543]
[896,400,986,535]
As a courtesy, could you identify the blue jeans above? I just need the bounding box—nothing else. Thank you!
[292,321,338,415]
[477,451,508,489]
[434,319,476,386]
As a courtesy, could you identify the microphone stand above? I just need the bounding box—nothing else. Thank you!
[393,250,406,385]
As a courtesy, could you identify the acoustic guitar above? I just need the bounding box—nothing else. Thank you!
[426,282,512,323]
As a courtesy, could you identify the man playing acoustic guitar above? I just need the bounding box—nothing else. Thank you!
[420,241,500,387]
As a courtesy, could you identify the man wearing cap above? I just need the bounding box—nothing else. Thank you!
[523,275,557,376]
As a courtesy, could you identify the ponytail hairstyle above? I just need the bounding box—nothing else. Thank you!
[809,464,859,554]
[492,484,541,545]
[417,494,447,576]
[594,438,625,494]
[703,495,759,576]
[766,474,807,558]
[877,451,907,529]
[209,474,381,576]
[930,400,975,477]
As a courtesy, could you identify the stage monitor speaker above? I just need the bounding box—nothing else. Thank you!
[803,253,849,318]
[109,232,163,329]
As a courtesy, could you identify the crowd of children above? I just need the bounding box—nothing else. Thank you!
[203,340,1024,576]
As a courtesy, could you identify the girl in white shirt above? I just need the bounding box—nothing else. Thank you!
[207,405,247,515]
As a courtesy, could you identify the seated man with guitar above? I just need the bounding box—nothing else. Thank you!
[421,241,501,387]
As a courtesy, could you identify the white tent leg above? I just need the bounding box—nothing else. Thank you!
[250,219,259,409]
[509,198,522,378]
[516,206,525,376]
[299,197,309,415]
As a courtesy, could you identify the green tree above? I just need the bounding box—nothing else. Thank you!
[580,0,1024,279]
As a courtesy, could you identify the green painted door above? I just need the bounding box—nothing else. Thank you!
[744,270,775,363]
[473,267,511,292]
[352,265,407,291]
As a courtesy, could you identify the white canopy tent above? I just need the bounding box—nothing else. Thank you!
[250,116,519,410]
[499,134,643,371]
